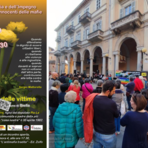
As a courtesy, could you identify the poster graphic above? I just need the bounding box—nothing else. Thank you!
[0,0,46,147]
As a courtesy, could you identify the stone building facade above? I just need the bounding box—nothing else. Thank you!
[54,0,148,76]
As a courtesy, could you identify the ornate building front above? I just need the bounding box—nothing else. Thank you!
[54,0,148,76]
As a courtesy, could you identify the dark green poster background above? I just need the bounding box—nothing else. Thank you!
[0,0,46,147]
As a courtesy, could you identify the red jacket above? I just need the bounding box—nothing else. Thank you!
[68,85,80,101]
[82,93,99,143]
[134,78,144,91]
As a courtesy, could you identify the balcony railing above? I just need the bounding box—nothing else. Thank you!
[54,50,61,56]
[88,29,104,42]
[111,11,142,35]
[55,36,61,42]
[71,40,81,49]
[60,46,69,53]
[79,12,91,25]
[66,25,75,34]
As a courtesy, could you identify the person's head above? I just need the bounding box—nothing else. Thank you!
[141,89,148,100]
[85,78,90,83]
[97,80,103,87]
[136,75,139,78]
[60,84,69,92]
[51,72,58,79]
[102,80,116,98]
[129,77,134,82]
[139,76,144,80]
[115,81,121,89]
[131,93,147,111]
[67,74,69,77]
[72,77,78,82]
[52,80,61,89]
[64,91,77,103]
[74,80,79,88]
[115,79,121,85]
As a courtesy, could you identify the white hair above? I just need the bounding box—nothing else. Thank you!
[64,91,76,103]
[52,80,61,87]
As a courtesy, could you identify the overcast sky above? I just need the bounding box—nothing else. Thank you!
[47,0,82,50]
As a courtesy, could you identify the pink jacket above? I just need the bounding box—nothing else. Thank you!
[82,83,93,99]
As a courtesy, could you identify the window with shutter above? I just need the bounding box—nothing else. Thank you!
[120,9,123,18]
[96,0,101,10]
[99,20,102,30]
[131,1,135,12]
[93,24,95,32]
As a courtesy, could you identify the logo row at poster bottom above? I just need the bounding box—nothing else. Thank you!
[0,125,43,131]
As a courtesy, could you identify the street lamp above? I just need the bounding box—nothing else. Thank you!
[105,54,111,59]
[142,48,148,56]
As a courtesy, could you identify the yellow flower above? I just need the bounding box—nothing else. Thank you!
[0,29,19,43]
[6,21,28,34]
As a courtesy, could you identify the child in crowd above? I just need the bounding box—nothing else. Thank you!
[58,84,69,104]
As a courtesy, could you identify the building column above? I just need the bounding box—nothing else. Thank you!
[68,60,70,74]
[137,51,142,71]
[90,57,93,77]
[74,60,76,72]
[102,56,106,75]
[81,59,84,73]
[115,54,119,72]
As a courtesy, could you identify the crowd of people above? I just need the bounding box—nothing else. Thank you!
[49,71,148,148]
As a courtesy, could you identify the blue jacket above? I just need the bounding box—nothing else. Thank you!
[125,81,135,94]
[58,92,66,104]
[53,102,84,148]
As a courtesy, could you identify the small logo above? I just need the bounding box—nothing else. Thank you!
[0,125,6,130]
[23,125,29,131]
[31,125,43,131]
[7,125,22,131]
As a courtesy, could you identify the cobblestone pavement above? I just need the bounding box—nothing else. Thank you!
[49,83,127,148]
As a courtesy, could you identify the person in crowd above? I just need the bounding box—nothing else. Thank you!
[112,82,123,135]
[116,79,124,92]
[102,74,106,81]
[78,75,84,89]
[144,77,148,89]
[68,80,81,104]
[70,77,81,87]
[49,81,61,134]
[82,78,93,111]
[92,80,103,93]
[49,72,58,90]
[134,75,144,93]
[65,74,70,84]
[53,91,84,148]
[49,71,52,79]
[120,93,148,148]
[58,83,69,104]
[98,73,103,79]
[59,73,66,83]
[108,74,112,80]
[141,88,148,112]
[125,77,135,110]
[93,80,119,148]
[139,76,145,89]
[69,76,73,84]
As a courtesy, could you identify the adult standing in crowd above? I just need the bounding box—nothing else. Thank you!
[139,76,145,88]
[93,80,119,148]
[112,81,123,135]
[53,91,84,148]
[65,74,70,84]
[125,77,135,110]
[68,80,81,104]
[141,89,148,112]
[58,83,69,104]
[82,78,93,112]
[59,73,66,84]
[120,94,148,148]
[49,72,58,90]
[134,75,144,93]
[49,81,61,134]
[92,80,103,93]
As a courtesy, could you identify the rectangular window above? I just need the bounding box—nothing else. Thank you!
[96,20,102,30]
[65,39,68,47]
[84,7,89,13]
[71,21,74,26]
[96,0,101,10]
[86,29,89,39]
[78,14,81,23]
[125,5,132,16]
[76,31,81,40]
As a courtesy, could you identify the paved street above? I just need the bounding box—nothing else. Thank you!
[49,83,126,148]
